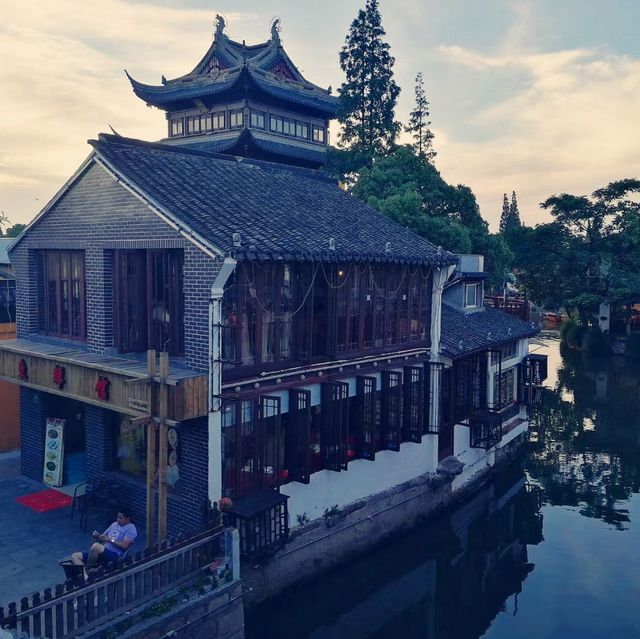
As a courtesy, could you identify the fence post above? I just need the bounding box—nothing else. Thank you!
[230,528,240,582]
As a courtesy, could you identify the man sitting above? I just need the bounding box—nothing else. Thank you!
[71,507,137,577]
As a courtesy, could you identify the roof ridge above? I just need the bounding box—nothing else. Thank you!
[90,133,337,183]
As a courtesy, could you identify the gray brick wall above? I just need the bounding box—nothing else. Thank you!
[19,388,46,481]
[10,161,222,372]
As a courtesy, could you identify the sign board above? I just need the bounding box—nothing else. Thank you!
[43,418,65,487]
[128,397,150,412]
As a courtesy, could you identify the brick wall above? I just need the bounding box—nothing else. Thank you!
[10,161,222,371]
[19,388,46,481]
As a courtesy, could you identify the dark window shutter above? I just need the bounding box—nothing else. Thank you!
[321,381,349,471]
[381,370,402,451]
[286,389,311,484]
[356,376,377,460]
[403,366,424,443]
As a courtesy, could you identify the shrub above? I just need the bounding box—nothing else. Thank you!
[582,327,610,356]
[625,333,640,359]
[559,318,575,341]
[564,322,587,349]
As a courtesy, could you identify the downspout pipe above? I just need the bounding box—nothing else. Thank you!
[208,257,237,503]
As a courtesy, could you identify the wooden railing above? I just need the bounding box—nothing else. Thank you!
[0,526,239,639]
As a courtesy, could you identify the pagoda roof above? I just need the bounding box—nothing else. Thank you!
[86,134,456,268]
[127,19,338,117]
[173,128,327,168]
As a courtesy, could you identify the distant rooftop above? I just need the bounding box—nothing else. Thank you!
[0,238,13,265]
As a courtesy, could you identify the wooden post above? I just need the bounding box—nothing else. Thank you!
[157,351,169,542]
[146,349,157,545]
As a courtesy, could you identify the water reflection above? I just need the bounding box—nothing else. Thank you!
[528,338,640,530]
[246,461,543,639]
[246,338,640,638]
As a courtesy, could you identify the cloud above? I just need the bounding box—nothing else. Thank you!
[435,44,640,228]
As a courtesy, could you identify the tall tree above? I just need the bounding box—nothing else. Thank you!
[405,72,435,162]
[509,191,522,227]
[499,193,510,233]
[337,0,400,166]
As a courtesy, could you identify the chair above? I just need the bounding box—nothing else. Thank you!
[72,479,130,532]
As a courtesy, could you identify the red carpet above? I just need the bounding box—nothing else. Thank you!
[16,489,73,513]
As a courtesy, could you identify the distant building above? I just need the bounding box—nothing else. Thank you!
[0,19,545,581]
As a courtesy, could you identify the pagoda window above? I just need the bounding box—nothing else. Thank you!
[295,122,309,140]
[250,110,265,129]
[282,119,293,136]
[170,118,184,137]
[312,125,325,143]
[39,250,86,340]
[212,112,225,130]
[270,115,283,134]
[186,115,202,135]
[202,114,213,131]
[230,109,244,129]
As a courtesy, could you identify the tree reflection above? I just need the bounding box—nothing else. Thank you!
[527,341,640,529]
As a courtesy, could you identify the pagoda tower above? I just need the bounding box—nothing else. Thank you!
[127,16,339,169]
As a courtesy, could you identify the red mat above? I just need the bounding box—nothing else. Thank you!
[16,488,73,513]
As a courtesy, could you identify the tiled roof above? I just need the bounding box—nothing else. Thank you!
[178,129,327,166]
[128,67,338,116]
[90,135,457,267]
[0,239,12,265]
[441,303,539,359]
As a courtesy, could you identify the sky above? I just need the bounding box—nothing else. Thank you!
[1,0,639,231]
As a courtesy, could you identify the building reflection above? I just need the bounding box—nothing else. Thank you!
[246,460,543,639]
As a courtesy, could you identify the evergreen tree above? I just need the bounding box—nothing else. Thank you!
[337,0,400,166]
[509,191,522,227]
[405,72,436,162]
[499,193,510,233]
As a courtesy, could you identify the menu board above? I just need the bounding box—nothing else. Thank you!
[43,418,65,487]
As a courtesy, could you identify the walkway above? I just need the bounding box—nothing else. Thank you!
[0,450,145,607]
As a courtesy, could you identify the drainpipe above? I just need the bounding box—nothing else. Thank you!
[428,264,457,462]
[208,257,237,503]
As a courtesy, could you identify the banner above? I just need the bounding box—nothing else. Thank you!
[43,418,65,487]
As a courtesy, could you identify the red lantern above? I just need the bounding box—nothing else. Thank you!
[95,376,110,401]
[18,359,28,381]
[53,365,66,389]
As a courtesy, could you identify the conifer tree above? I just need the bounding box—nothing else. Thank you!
[509,191,522,227]
[499,193,510,233]
[337,0,400,165]
[405,72,436,162]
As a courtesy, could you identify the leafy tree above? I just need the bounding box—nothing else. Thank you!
[509,179,640,321]
[405,72,435,163]
[510,191,521,227]
[5,223,26,237]
[499,191,521,233]
[337,0,400,167]
[352,145,509,285]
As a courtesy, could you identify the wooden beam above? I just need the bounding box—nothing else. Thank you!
[146,349,157,545]
[157,351,169,542]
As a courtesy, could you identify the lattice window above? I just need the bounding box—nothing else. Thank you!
[355,376,377,460]
[285,389,311,484]
[403,366,424,443]
[381,370,403,451]
[321,381,349,471]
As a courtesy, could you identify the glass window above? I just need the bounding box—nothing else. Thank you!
[282,119,292,135]
[312,125,325,143]
[114,417,146,478]
[203,114,213,131]
[465,283,481,308]
[494,367,516,407]
[170,118,184,136]
[229,110,244,129]
[212,112,225,130]
[250,111,265,129]
[40,251,86,339]
[295,123,308,139]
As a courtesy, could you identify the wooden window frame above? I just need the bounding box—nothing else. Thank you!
[40,250,86,340]
[381,370,402,451]
[321,381,349,471]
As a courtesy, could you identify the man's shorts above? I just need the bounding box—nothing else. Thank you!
[82,547,120,564]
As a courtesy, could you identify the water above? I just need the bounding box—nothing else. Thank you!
[246,338,640,638]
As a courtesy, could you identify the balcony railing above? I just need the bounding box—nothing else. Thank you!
[0,526,239,639]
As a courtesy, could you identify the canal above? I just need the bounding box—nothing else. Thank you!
[245,337,640,638]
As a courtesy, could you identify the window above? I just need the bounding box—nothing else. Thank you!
[212,112,225,130]
[494,367,516,408]
[113,250,184,355]
[170,118,184,136]
[40,251,86,339]
[312,125,325,143]
[186,116,201,134]
[500,340,518,360]
[295,122,308,140]
[250,110,265,129]
[229,109,244,129]
[202,114,213,131]
[465,282,481,308]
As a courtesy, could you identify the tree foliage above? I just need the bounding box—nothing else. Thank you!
[337,0,400,168]
[499,191,521,233]
[507,179,640,318]
[405,72,435,163]
[352,146,510,286]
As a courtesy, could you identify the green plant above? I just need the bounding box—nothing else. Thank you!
[296,512,310,526]
[323,505,340,519]
[582,327,610,356]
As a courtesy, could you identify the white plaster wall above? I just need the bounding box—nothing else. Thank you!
[282,433,439,523]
